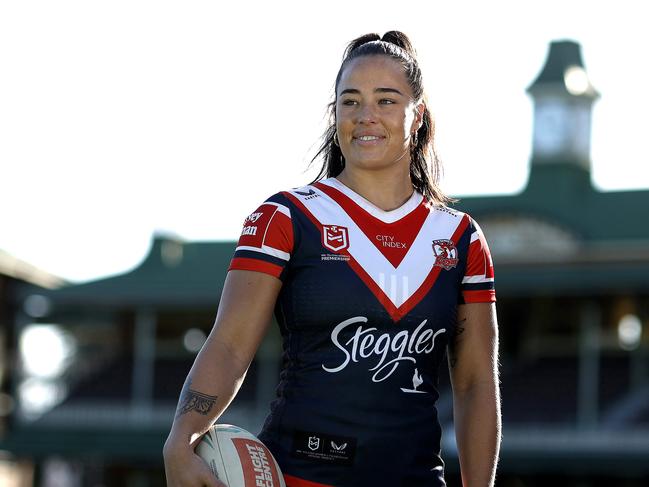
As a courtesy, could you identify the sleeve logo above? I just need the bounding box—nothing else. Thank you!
[432,239,459,270]
[245,212,263,224]
[295,188,319,199]
[322,225,349,252]
[241,211,264,236]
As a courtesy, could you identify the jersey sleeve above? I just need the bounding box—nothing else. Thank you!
[228,198,294,280]
[460,218,496,304]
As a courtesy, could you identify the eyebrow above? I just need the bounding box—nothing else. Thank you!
[339,87,405,96]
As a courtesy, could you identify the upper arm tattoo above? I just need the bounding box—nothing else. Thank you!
[175,378,218,418]
[448,317,466,369]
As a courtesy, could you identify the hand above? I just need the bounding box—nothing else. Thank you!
[163,436,227,487]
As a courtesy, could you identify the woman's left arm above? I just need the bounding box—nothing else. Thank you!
[448,302,501,487]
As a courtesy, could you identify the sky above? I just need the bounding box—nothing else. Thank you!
[1,0,648,283]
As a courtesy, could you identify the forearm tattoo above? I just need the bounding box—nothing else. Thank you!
[175,378,218,418]
[449,318,466,369]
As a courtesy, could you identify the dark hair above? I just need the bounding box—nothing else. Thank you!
[310,31,450,205]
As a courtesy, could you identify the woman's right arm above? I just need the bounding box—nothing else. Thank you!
[163,269,283,487]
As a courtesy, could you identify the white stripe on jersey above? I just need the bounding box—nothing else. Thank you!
[461,275,494,284]
[258,200,291,218]
[320,178,423,224]
[236,244,291,262]
[289,186,464,308]
[469,229,493,266]
[269,202,291,218]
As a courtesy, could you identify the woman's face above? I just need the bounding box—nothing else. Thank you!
[335,55,423,173]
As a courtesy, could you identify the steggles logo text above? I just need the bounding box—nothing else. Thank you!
[322,316,446,382]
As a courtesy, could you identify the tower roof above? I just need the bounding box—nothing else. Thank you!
[528,40,599,98]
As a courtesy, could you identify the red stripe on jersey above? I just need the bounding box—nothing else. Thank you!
[466,235,494,279]
[284,474,334,487]
[265,210,293,254]
[345,257,400,319]
[229,257,283,278]
[314,182,427,268]
[347,215,469,321]
[463,289,496,303]
[396,215,470,319]
[283,192,394,314]
[285,191,469,323]
[237,203,294,256]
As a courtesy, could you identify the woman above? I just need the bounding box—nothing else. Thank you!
[164,31,501,487]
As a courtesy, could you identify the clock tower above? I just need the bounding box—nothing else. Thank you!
[528,40,599,170]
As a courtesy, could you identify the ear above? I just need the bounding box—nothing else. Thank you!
[411,102,425,133]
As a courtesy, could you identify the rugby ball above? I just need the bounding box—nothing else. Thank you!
[195,424,286,487]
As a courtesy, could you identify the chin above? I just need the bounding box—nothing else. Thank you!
[347,153,409,172]
[350,160,403,173]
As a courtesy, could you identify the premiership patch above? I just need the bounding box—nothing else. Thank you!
[432,239,459,270]
[322,225,349,252]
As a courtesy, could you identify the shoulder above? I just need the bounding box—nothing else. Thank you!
[255,191,292,208]
[243,182,325,227]
[244,191,294,220]
[427,204,475,236]
[430,204,465,220]
[434,205,486,233]
[280,183,323,203]
[254,182,322,208]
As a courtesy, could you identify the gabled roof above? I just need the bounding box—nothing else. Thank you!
[453,163,649,295]
[0,249,65,289]
[22,237,236,308]
[454,163,649,241]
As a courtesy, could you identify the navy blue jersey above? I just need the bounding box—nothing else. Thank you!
[229,178,495,487]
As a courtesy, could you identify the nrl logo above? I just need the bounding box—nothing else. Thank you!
[432,239,459,270]
[308,436,320,451]
[322,225,349,252]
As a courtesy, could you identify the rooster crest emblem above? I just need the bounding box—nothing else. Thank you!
[400,368,427,394]
[432,239,459,270]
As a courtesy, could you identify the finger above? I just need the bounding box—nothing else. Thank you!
[201,470,227,487]
[195,459,225,487]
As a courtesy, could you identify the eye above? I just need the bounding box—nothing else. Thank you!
[379,98,396,105]
[341,99,358,106]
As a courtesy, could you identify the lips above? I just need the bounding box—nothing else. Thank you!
[352,133,385,145]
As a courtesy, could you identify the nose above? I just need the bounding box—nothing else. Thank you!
[355,103,377,124]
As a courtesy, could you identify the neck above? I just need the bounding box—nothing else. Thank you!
[335,166,414,211]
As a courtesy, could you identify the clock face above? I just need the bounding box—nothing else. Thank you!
[534,101,567,155]
[572,104,591,156]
